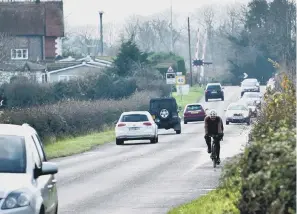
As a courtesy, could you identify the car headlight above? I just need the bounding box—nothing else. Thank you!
[1,191,31,210]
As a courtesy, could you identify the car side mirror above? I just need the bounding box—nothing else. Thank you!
[34,162,58,179]
[224,109,227,111]
[113,120,118,125]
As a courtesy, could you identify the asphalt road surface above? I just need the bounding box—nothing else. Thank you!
[54,86,251,214]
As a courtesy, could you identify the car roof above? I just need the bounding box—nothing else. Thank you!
[206,83,221,86]
[242,78,258,82]
[150,97,176,101]
[185,103,203,106]
[121,111,150,116]
[0,124,36,137]
[228,102,246,107]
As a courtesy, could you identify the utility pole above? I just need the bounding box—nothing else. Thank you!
[170,0,173,53]
[187,17,193,87]
[99,11,104,56]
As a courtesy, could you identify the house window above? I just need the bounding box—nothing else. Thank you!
[11,49,29,60]
[58,75,78,82]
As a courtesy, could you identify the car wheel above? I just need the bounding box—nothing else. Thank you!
[246,120,251,126]
[54,205,58,214]
[226,121,229,125]
[156,136,159,143]
[184,120,187,124]
[221,96,224,101]
[116,139,124,145]
[176,130,181,134]
[205,97,208,102]
[150,136,158,144]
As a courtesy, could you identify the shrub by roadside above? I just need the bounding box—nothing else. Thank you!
[168,72,296,214]
[0,90,160,143]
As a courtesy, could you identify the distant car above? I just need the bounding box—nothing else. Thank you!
[149,97,182,134]
[239,92,262,117]
[0,123,59,214]
[205,83,224,102]
[115,111,158,145]
[240,78,260,96]
[183,103,207,124]
[266,78,275,90]
[225,103,251,125]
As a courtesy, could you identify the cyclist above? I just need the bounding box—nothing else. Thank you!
[204,109,224,164]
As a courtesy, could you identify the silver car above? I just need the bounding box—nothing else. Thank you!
[0,124,58,214]
[225,103,251,125]
[239,92,262,117]
[240,78,260,97]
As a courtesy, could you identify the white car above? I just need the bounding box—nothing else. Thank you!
[115,111,158,145]
[225,103,251,125]
[0,123,58,214]
[239,92,262,117]
[240,78,260,97]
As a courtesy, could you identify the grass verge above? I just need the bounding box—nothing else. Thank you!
[45,129,115,159]
[168,187,239,214]
[173,85,204,115]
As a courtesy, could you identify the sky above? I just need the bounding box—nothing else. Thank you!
[63,0,249,28]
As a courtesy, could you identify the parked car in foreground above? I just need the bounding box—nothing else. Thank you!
[225,103,251,125]
[149,97,182,134]
[240,78,260,97]
[183,103,206,124]
[115,111,158,145]
[0,123,59,214]
[205,83,224,102]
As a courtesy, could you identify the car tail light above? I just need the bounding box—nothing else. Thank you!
[143,122,152,126]
[117,123,126,127]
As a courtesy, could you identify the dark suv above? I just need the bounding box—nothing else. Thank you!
[149,97,182,134]
[205,83,224,102]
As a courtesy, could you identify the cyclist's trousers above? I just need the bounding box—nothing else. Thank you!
[204,135,220,158]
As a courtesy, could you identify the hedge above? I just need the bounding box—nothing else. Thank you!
[0,90,160,143]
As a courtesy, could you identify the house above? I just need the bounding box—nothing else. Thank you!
[0,61,46,85]
[0,0,64,61]
[47,61,106,83]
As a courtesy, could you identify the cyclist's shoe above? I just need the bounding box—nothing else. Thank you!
[216,158,221,165]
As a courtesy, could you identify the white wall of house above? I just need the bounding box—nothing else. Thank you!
[48,65,104,83]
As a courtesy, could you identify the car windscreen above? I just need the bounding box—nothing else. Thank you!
[150,100,177,111]
[121,114,149,122]
[228,105,248,111]
[206,85,221,90]
[186,105,202,111]
[0,135,26,173]
[242,82,257,86]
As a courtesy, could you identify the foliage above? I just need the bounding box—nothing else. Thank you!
[148,52,186,75]
[0,74,139,108]
[238,72,296,214]
[113,36,149,76]
[0,91,159,142]
[227,0,296,84]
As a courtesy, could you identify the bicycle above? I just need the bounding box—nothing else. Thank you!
[209,134,223,168]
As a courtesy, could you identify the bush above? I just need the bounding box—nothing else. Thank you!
[237,73,296,214]
[0,90,160,142]
[0,73,139,108]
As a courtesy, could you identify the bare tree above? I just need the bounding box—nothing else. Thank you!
[0,33,13,62]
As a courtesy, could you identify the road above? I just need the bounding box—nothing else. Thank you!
[54,86,249,214]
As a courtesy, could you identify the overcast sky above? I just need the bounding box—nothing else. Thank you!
[63,0,249,28]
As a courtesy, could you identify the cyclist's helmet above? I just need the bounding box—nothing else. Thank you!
[209,109,217,119]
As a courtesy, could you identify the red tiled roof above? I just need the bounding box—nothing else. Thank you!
[0,1,64,37]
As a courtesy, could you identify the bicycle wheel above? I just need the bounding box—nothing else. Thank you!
[212,141,217,168]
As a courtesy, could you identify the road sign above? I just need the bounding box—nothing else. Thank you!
[176,72,182,76]
[166,72,176,84]
[176,84,190,95]
[243,73,248,79]
[167,66,174,72]
[176,75,186,85]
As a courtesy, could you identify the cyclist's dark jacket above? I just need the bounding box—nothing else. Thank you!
[204,116,224,135]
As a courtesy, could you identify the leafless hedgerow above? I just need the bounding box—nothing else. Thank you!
[0,33,14,62]
[0,90,160,142]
